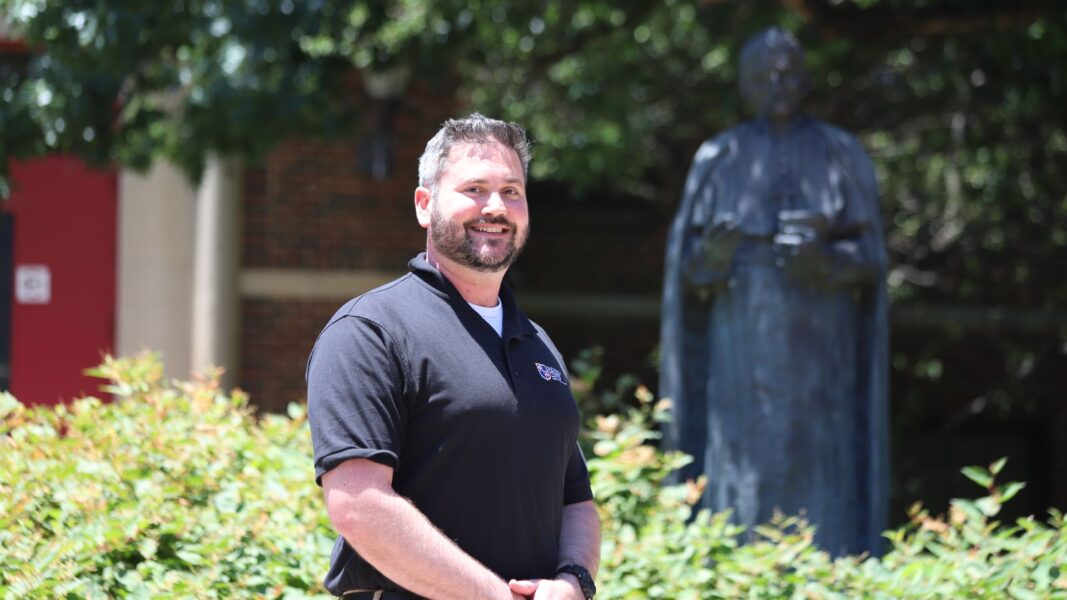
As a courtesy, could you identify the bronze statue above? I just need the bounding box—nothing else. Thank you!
[660,28,889,556]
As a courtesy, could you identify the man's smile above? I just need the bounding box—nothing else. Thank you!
[468,222,511,235]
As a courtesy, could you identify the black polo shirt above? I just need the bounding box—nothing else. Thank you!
[307,254,593,597]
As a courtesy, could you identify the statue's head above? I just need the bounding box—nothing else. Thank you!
[739,28,810,123]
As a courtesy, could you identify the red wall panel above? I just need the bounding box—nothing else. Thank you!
[4,156,116,405]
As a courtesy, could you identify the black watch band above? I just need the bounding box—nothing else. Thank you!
[555,564,596,599]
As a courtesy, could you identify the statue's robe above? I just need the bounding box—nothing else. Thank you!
[660,116,889,556]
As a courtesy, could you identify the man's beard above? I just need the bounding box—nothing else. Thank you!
[430,205,529,273]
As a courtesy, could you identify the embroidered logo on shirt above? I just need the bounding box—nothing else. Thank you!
[535,362,567,385]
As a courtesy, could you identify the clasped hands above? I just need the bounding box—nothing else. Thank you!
[507,575,583,599]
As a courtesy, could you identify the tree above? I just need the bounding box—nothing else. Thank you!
[0,0,360,194]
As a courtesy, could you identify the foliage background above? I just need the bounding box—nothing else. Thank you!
[1,0,1066,512]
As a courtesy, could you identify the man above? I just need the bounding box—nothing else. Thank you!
[307,114,600,599]
[660,28,889,556]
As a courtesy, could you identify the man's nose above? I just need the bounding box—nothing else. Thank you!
[483,192,506,215]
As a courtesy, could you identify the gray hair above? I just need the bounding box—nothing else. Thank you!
[417,113,532,193]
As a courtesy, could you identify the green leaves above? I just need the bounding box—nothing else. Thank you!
[0,353,334,598]
[962,465,994,489]
[0,0,358,188]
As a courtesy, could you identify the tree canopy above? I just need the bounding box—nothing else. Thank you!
[4,1,1062,199]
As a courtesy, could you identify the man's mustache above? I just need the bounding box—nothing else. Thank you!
[466,216,515,229]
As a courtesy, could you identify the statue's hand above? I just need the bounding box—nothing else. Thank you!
[686,219,742,298]
[775,238,832,283]
[700,219,744,267]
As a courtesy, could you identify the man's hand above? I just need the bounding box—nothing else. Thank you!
[508,577,584,599]
[509,500,598,598]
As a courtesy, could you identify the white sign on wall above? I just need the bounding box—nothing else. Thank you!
[15,264,51,304]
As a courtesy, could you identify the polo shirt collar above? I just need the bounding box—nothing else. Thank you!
[408,253,538,339]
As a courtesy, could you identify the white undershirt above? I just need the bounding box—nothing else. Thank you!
[467,299,504,337]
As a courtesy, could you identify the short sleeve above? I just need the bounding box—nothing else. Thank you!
[563,443,594,505]
[306,315,408,485]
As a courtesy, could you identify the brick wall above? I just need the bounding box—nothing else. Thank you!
[239,77,462,409]
[243,81,458,272]
[240,298,338,413]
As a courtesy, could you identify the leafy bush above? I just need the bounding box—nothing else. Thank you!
[0,354,334,598]
[2,353,1065,598]
[587,386,1067,599]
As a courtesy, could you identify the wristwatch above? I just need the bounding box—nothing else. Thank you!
[556,564,596,599]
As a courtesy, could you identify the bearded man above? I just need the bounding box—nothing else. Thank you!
[307,114,600,599]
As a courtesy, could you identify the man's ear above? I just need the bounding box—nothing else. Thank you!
[414,186,432,229]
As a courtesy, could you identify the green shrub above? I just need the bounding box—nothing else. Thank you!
[2,353,1065,598]
[587,387,1067,599]
[0,354,334,599]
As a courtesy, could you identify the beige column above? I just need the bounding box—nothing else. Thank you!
[190,155,242,388]
[116,162,197,379]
